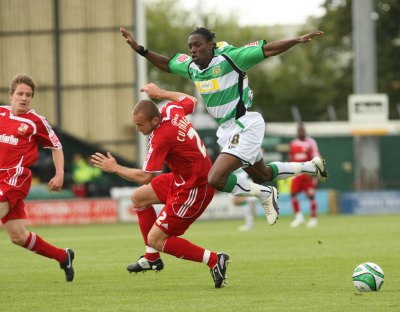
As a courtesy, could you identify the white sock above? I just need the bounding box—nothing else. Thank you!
[231,174,272,201]
[269,161,316,180]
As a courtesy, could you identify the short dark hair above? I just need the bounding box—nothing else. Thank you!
[189,27,216,42]
[133,100,161,120]
[9,74,35,97]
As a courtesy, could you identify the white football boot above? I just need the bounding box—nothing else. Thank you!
[290,213,306,228]
[260,186,279,225]
[307,218,318,228]
[312,156,329,182]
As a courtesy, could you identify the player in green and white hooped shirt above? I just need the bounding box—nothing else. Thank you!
[120,27,328,226]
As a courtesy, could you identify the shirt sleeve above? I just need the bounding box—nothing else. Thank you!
[176,97,195,115]
[36,117,62,149]
[161,98,195,121]
[225,40,266,71]
[168,53,192,79]
[142,133,168,172]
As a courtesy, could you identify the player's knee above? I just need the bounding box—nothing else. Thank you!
[10,234,26,246]
[131,192,145,207]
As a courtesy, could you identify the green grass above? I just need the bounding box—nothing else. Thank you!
[1,214,399,312]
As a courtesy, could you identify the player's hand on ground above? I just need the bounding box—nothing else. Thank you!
[299,30,324,43]
[91,152,118,173]
[120,27,139,49]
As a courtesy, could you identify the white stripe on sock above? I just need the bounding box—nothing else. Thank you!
[202,250,211,264]
[146,246,158,253]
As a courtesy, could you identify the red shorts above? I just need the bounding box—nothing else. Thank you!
[151,173,215,237]
[0,168,32,224]
[290,174,317,196]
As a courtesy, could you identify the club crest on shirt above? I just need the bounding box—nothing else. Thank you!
[18,123,29,135]
[211,66,222,78]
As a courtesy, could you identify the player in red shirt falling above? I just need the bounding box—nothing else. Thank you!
[0,74,75,282]
[289,123,322,228]
[91,83,230,288]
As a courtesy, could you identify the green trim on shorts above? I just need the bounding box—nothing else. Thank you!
[222,173,237,193]
[267,163,279,180]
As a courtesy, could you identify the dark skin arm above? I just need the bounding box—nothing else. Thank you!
[120,27,171,72]
[263,30,324,58]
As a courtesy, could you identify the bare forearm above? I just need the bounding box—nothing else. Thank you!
[145,51,171,73]
[263,30,324,58]
[51,148,65,177]
[120,27,172,72]
[154,88,196,103]
[263,38,301,58]
[113,165,154,185]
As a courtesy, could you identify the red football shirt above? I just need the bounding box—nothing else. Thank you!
[289,137,319,162]
[0,106,62,170]
[142,97,212,189]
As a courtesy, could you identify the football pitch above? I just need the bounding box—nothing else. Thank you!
[1,214,399,312]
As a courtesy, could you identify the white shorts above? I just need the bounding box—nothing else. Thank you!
[217,112,265,167]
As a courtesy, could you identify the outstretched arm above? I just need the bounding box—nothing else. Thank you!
[140,83,197,104]
[120,27,171,73]
[91,152,155,185]
[262,30,324,58]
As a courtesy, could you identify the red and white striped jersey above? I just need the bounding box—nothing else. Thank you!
[0,106,62,170]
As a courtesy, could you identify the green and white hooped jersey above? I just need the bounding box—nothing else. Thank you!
[168,40,266,126]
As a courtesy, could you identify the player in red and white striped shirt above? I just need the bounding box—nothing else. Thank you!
[0,74,74,281]
[91,83,229,288]
[289,123,321,228]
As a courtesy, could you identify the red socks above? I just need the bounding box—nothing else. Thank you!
[292,197,300,213]
[136,206,160,261]
[23,232,66,263]
[163,236,217,269]
[310,199,317,218]
[136,207,218,268]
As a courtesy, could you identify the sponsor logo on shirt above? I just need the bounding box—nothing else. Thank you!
[177,54,190,63]
[245,41,259,47]
[195,79,220,93]
[49,131,60,146]
[0,134,18,145]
